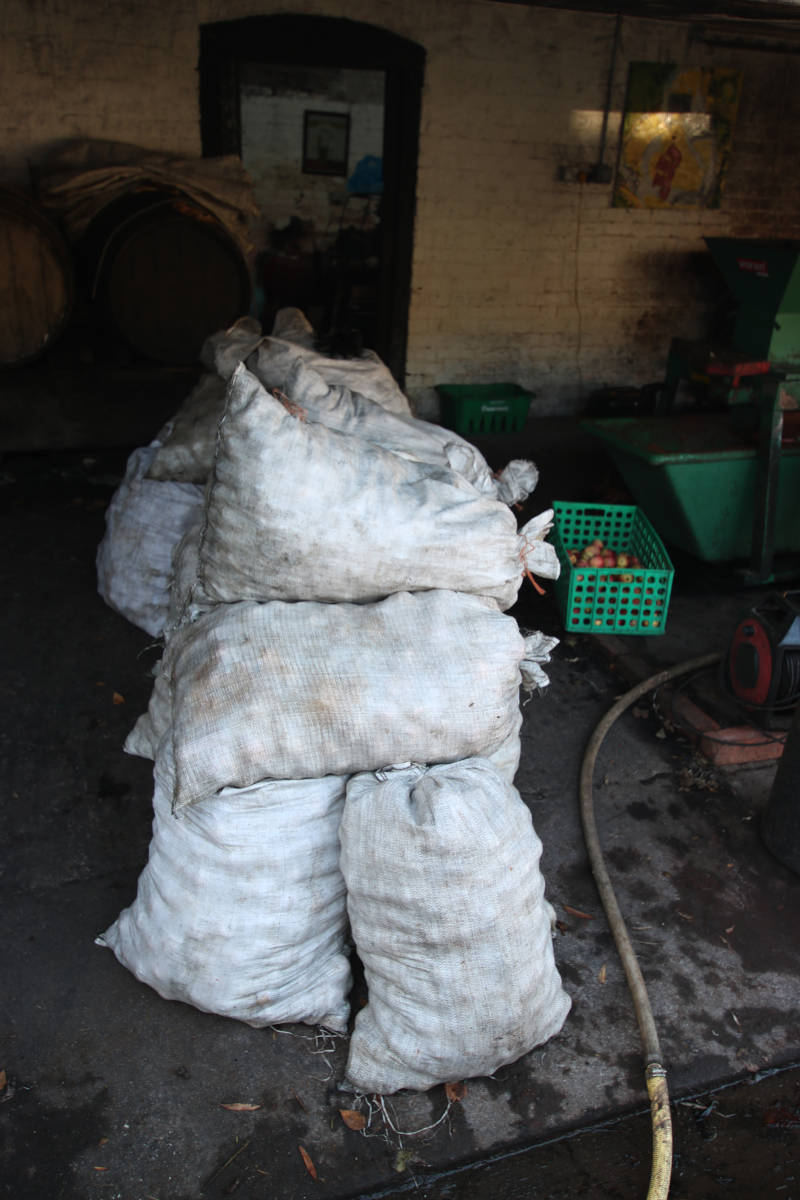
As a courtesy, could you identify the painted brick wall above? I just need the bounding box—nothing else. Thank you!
[240,78,383,243]
[2,0,799,416]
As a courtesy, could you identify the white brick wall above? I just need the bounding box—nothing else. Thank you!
[240,78,383,246]
[2,0,798,415]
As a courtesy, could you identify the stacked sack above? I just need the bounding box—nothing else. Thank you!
[96,308,419,636]
[96,308,543,637]
[97,316,571,1093]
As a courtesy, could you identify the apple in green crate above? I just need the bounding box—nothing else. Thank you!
[566,540,642,570]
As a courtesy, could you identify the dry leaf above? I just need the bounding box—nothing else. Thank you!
[632,705,649,719]
[298,1145,318,1180]
[220,1102,261,1112]
[98,1137,109,1147]
[598,963,607,984]
[93,1166,109,1172]
[112,692,125,706]
[445,1081,467,1103]
[677,911,694,922]
[725,925,735,934]
[564,905,594,920]
[0,1070,6,1092]
[339,1108,367,1131]
[292,1090,308,1113]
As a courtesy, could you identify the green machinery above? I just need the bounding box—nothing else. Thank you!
[583,238,800,582]
[664,237,800,409]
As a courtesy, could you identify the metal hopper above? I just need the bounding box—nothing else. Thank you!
[704,237,800,369]
[582,238,800,582]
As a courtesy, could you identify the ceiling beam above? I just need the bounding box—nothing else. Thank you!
[485,0,800,23]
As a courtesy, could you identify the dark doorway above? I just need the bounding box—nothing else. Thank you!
[199,15,424,385]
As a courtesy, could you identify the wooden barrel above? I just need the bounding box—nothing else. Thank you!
[0,188,74,367]
[82,187,252,365]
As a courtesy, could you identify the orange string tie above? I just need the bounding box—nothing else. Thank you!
[524,566,547,596]
[520,538,548,595]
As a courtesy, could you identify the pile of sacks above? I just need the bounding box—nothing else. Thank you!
[96,311,571,1094]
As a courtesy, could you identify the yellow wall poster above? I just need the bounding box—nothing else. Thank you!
[613,62,742,209]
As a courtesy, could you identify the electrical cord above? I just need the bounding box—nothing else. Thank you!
[579,651,721,1200]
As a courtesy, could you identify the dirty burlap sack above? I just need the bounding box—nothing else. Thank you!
[196,365,557,609]
[97,745,352,1031]
[96,445,204,636]
[146,590,541,811]
[340,758,571,1094]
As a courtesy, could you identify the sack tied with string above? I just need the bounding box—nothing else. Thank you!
[152,589,553,812]
[246,352,538,506]
[201,308,413,416]
[96,748,352,1032]
[196,365,556,609]
[340,758,572,1094]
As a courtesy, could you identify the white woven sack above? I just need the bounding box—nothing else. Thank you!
[124,656,532,778]
[245,333,412,416]
[198,365,537,608]
[96,750,352,1031]
[158,589,531,811]
[340,759,572,1093]
[164,508,211,634]
[124,659,170,760]
[202,308,412,415]
[483,707,522,783]
[199,315,264,379]
[247,352,502,497]
[96,446,204,637]
[127,614,557,776]
[147,373,227,483]
[269,305,315,347]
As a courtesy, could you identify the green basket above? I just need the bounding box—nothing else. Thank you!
[549,501,675,636]
[435,382,533,435]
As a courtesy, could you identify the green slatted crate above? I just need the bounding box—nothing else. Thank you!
[435,382,534,435]
[549,501,675,635]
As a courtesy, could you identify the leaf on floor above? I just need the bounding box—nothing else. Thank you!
[339,1109,366,1131]
[445,1081,467,1102]
[298,1145,318,1180]
[220,1102,261,1112]
[564,905,594,920]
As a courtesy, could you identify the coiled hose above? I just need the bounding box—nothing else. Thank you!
[578,651,722,1200]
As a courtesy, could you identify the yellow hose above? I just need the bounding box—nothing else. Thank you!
[578,651,722,1200]
[646,1067,673,1200]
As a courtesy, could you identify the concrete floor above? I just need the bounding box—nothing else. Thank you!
[1,431,799,1200]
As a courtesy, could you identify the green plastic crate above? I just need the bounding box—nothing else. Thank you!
[549,501,675,636]
[435,382,533,435]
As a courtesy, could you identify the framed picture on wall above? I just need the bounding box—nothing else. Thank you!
[302,110,350,176]
[613,62,741,209]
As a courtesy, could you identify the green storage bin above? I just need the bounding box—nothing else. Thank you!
[581,414,800,562]
[435,382,533,435]
[549,501,674,636]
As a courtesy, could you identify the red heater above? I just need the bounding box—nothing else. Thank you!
[724,591,800,724]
